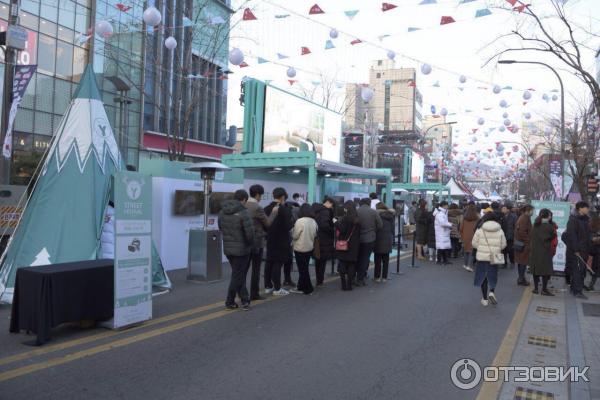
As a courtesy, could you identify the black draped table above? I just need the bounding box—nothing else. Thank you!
[9,259,114,345]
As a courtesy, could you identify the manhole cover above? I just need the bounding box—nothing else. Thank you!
[581,303,600,317]
[514,386,555,400]
[527,335,556,348]
[536,306,558,314]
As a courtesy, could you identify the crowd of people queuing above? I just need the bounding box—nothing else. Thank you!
[218,186,395,310]
[218,184,600,310]
[414,198,600,306]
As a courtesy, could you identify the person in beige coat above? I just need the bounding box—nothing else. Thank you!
[472,211,507,307]
[291,204,318,294]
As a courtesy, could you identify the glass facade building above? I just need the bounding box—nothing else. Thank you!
[0,0,230,184]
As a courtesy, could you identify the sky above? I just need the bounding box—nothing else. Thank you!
[225,0,600,173]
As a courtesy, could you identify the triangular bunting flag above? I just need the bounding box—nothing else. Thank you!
[382,2,397,11]
[475,8,492,17]
[378,34,390,41]
[344,10,359,19]
[408,80,416,87]
[440,16,455,25]
[115,3,132,12]
[408,27,420,32]
[182,16,194,27]
[277,53,288,60]
[325,40,335,50]
[309,4,324,15]
[311,81,320,86]
[257,57,269,64]
[288,80,296,86]
[239,62,249,68]
[350,39,362,45]
[459,0,477,3]
[513,4,528,12]
[301,46,311,55]
[243,8,257,20]
[419,0,436,4]
[506,0,517,5]
[503,86,513,90]
[275,14,290,19]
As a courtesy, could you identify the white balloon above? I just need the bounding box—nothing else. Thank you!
[329,28,339,39]
[164,36,177,50]
[459,75,467,84]
[286,67,296,78]
[493,85,501,94]
[478,117,485,125]
[524,112,531,120]
[440,108,448,116]
[361,87,374,102]
[503,118,511,126]
[421,63,432,75]
[542,93,549,101]
[523,90,532,100]
[95,20,113,38]
[387,50,395,60]
[143,6,162,27]
[229,48,244,65]
[500,99,508,108]
[502,112,509,118]
[552,94,558,101]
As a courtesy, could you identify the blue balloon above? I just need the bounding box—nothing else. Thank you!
[431,105,436,114]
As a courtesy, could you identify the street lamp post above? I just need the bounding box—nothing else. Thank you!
[498,60,565,200]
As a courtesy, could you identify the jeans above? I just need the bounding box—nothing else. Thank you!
[374,253,389,279]
[315,258,328,285]
[226,254,251,306]
[294,251,313,294]
[451,238,461,257]
[249,248,263,299]
[517,263,527,281]
[464,252,472,267]
[357,242,375,281]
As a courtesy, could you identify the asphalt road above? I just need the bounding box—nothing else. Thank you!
[0,258,526,400]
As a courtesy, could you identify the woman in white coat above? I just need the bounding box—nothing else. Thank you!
[433,201,452,265]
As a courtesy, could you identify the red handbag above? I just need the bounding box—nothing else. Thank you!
[336,225,356,251]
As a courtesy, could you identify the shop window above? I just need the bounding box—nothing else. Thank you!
[13,132,32,152]
[21,71,36,109]
[40,0,58,22]
[14,108,34,133]
[39,19,57,36]
[19,11,38,30]
[20,0,39,15]
[53,79,71,115]
[73,47,87,82]
[37,34,56,75]
[74,4,90,34]
[0,4,7,20]
[11,150,43,185]
[57,26,74,43]
[56,40,73,80]
[35,74,54,112]
[58,0,75,29]
[33,135,52,152]
[34,112,53,136]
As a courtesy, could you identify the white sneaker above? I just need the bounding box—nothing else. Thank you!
[488,292,497,305]
[375,278,382,283]
[273,289,289,296]
[481,298,489,307]
[264,288,273,294]
[289,288,303,294]
[463,265,474,272]
[382,279,387,283]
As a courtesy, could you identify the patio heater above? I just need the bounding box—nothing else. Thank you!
[185,162,231,282]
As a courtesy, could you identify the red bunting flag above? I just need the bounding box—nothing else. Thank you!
[288,80,297,85]
[506,0,517,5]
[382,2,397,11]
[440,16,455,25]
[243,8,257,20]
[301,46,311,55]
[472,128,478,133]
[407,80,416,87]
[115,3,132,12]
[350,39,362,45]
[309,4,324,14]
[239,62,249,68]
[513,4,528,12]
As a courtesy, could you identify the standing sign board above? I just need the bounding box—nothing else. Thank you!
[113,171,153,328]
[531,200,571,273]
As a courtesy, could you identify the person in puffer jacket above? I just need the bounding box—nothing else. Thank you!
[433,201,453,265]
[472,211,507,307]
[218,189,255,311]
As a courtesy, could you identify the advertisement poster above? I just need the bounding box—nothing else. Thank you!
[343,133,364,167]
[113,171,152,328]
[263,86,342,163]
[549,155,563,199]
[410,151,425,183]
[531,200,572,273]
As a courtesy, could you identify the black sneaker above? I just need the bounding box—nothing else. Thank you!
[541,289,555,296]
[241,303,250,311]
[575,293,588,300]
[250,295,266,301]
[532,288,539,294]
[225,303,239,310]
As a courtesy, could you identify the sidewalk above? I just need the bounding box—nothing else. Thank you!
[498,276,599,400]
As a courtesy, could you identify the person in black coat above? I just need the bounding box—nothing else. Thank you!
[264,187,294,295]
[374,203,395,281]
[414,200,429,260]
[335,201,361,291]
[565,201,592,298]
[312,197,335,286]
[426,207,437,261]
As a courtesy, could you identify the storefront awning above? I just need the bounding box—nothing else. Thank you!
[315,159,390,179]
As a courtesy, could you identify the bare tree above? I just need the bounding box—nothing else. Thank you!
[296,70,355,115]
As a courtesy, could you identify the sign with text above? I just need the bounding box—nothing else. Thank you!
[531,200,571,273]
[113,171,152,328]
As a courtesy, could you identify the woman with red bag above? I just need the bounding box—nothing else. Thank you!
[335,201,361,291]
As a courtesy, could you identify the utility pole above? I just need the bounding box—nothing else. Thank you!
[0,0,20,184]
